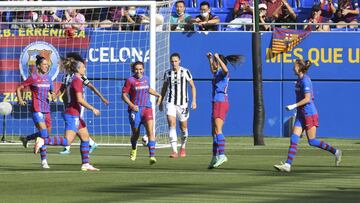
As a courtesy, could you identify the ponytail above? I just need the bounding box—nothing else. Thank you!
[217,54,245,68]
[296,59,312,73]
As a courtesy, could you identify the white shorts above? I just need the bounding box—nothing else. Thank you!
[166,103,189,122]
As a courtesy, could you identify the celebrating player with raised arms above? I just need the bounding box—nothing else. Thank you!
[57,52,108,155]
[16,55,56,169]
[122,61,162,165]
[159,53,197,158]
[274,59,342,172]
[206,52,243,169]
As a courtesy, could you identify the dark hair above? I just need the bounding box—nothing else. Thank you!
[35,55,46,67]
[295,59,312,73]
[62,57,81,73]
[66,52,85,64]
[131,61,144,73]
[310,4,321,18]
[217,54,245,67]
[200,1,210,8]
[175,0,185,6]
[170,52,181,60]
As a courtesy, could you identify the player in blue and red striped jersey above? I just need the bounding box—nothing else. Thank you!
[34,57,100,171]
[274,59,342,172]
[16,55,56,169]
[122,61,162,165]
[206,52,244,169]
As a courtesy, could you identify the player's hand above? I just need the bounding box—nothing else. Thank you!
[191,101,197,110]
[286,104,297,111]
[206,52,212,59]
[18,100,26,106]
[102,98,109,105]
[92,108,100,116]
[156,95,162,106]
[132,105,139,112]
[214,53,220,59]
[159,103,164,111]
[50,92,56,101]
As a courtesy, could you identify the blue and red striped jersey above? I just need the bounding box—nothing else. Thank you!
[122,75,152,109]
[64,75,83,116]
[22,72,53,113]
[295,74,317,116]
[212,69,229,102]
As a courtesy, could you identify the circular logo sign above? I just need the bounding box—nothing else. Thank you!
[19,41,60,81]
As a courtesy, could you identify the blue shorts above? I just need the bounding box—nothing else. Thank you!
[32,112,51,128]
[63,113,86,133]
[128,107,153,129]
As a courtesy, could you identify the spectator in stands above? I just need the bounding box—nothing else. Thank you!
[263,0,283,20]
[39,10,56,28]
[274,0,297,29]
[119,6,143,31]
[259,3,273,31]
[318,0,337,23]
[192,1,220,31]
[53,9,85,30]
[333,0,359,28]
[228,0,254,30]
[304,4,329,31]
[170,0,194,31]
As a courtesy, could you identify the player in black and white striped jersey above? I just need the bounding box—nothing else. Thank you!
[57,53,109,155]
[159,53,197,158]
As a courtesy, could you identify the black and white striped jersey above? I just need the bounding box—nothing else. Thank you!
[61,72,90,87]
[163,66,193,106]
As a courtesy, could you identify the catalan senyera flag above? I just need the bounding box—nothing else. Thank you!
[271,27,310,53]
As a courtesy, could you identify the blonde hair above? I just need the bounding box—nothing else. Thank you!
[61,57,80,73]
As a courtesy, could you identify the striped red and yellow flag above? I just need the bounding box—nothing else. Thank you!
[271,27,310,53]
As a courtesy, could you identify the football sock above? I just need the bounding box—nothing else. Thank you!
[40,145,47,161]
[130,138,137,150]
[169,127,178,153]
[148,140,156,157]
[89,138,95,146]
[308,139,336,154]
[180,129,188,149]
[217,133,225,155]
[44,136,68,146]
[286,134,300,165]
[80,141,90,164]
[212,134,218,156]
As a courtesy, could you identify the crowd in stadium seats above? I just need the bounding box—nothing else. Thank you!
[0,0,359,31]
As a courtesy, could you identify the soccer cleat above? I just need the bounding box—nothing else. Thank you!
[335,149,342,167]
[59,148,71,155]
[208,156,218,169]
[81,164,100,171]
[179,148,186,157]
[34,137,44,154]
[213,155,228,168]
[149,157,157,165]
[130,148,137,161]
[19,136,28,148]
[169,151,178,158]
[274,162,291,172]
[89,143,98,154]
[41,160,50,169]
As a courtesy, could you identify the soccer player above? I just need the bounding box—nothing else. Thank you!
[159,53,197,158]
[122,61,162,165]
[56,53,109,155]
[274,59,342,172]
[34,57,100,171]
[206,52,243,169]
[16,55,56,169]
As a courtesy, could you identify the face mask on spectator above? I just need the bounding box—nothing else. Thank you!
[128,10,136,16]
[177,11,184,16]
[201,11,209,18]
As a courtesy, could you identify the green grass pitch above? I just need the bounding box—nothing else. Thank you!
[1,137,360,203]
